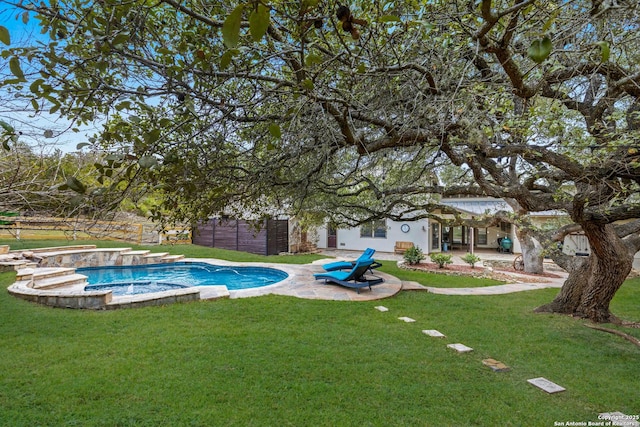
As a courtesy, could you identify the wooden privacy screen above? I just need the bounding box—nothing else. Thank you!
[192,218,289,256]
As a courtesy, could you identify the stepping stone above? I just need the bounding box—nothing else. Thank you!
[447,343,473,353]
[599,412,640,427]
[422,329,446,338]
[398,316,416,323]
[527,377,565,394]
[374,306,389,312]
[482,358,510,372]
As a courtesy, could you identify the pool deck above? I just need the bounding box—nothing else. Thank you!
[191,258,404,302]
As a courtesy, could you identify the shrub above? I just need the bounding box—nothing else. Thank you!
[461,253,481,268]
[429,252,453,268]
[403,245,425,265]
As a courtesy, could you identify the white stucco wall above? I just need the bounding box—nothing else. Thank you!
[315,220,430,253]
[315,224,328,249]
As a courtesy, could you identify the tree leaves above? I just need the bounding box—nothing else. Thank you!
[65,176,86,194]
[111,33,130,48]
[0,120,13,134]
[527,37,552,64]
[223,3,269,47]
[1,120,14,151]
[269,123,281,139]
[595,41,610,62]
[138,155,158,169]
[9,57,25,81]
[0,26,9,45]
[378,15,401,23]
[222,5,244,48]
[143,128,161,144]
[249,4,270,42]
[301,79,314,90]
[220,50,237,70]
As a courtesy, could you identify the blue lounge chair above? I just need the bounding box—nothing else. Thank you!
[314,258,384,293]
[322,248,376,272]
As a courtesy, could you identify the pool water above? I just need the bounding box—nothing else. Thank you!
[80,262,289,294]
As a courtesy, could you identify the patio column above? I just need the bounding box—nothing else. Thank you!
[469,227,474,254]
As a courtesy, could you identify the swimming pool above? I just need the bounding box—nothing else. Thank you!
[79,262,289,295]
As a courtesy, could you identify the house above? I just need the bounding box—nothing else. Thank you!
[310,197,640,268]
[312,198,520,254]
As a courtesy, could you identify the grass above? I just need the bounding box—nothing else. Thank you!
[376,261,505,288]
[0,240,639,425]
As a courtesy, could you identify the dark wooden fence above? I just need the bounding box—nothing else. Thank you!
[192,218,289,256]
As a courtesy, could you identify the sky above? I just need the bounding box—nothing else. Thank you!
[1,5,99,153]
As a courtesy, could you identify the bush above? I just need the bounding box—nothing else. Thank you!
[461,253,481,268]
[403,245,425,265]
[429,252,453,268]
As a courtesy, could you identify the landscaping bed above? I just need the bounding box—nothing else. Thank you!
[401,261,563,283]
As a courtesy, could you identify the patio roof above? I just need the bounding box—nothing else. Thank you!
[441,198,565,217]
[441,199,512,215]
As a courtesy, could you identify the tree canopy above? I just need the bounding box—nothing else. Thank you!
[2,0,640,322]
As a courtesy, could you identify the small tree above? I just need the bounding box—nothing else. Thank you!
[403,245,424,265]
[461,253,481,268]
[429,253,453,269]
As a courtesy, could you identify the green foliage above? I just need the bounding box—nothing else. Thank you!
[461,253,481,268]
[403,244,424,265]
[527,36,552,64]
[595,41,610,62]
[248,4,270,42]
[222,4,244,48]
[0,25,9,45]
[429,252,453,268]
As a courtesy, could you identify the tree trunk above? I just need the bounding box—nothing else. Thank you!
[516,229,544,274]
[535,223,633,323]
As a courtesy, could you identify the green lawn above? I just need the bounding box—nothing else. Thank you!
[0,241,639,425]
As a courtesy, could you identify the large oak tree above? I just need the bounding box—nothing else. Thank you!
[2,0,640,323]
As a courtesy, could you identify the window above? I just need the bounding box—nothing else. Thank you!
[477,228,488,245]
[360,220,387,238]
[500,222,510,233]
[431,223,440,250]
[453,227,463,244]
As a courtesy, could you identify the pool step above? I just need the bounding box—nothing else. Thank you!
[159,254,185,263]
[142,252,185,263]
[0,260,37,271]
[31,273,88,290]
[11,244,97,254]
[16,267,77,281]
[197,286,230,300]
[142,252,169,261]
[120,250,151,257]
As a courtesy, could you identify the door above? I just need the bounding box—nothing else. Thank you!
[327,224,337,248]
